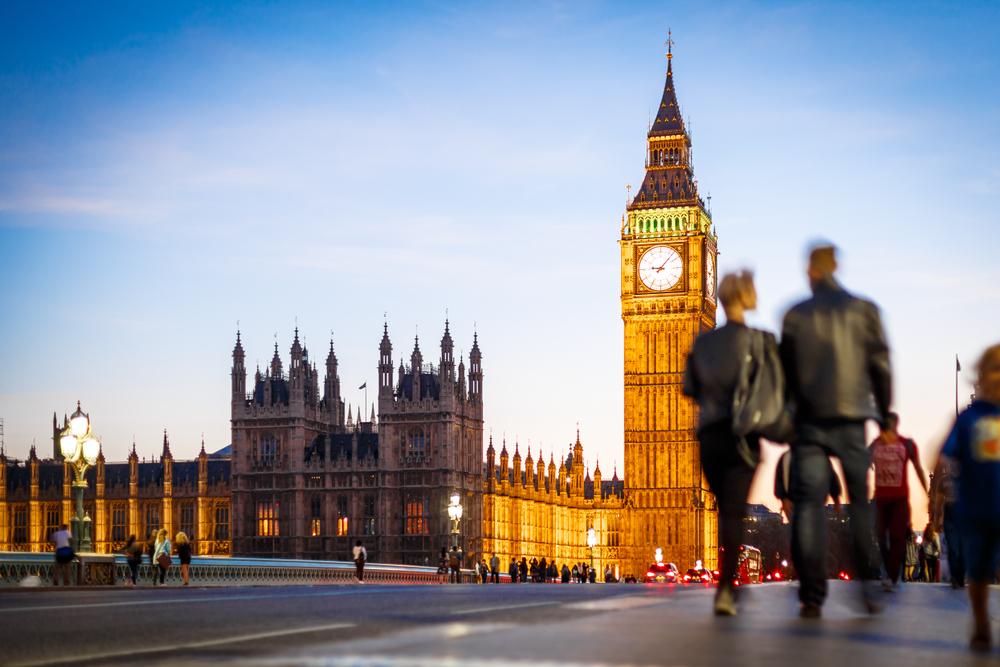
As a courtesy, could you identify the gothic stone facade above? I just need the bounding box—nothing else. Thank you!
[481,432,627,577]
[230,323,484,565]
[0,428,231,555]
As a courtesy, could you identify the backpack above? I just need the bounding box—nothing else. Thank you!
[449,552,459,567]
[732,329,796,464]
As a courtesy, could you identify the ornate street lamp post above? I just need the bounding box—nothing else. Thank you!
[587,527,597,580]
[447,491,463,549]
[59,402,100,552]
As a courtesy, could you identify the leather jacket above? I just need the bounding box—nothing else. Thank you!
[683,321,753,431]
[779,277,891,425]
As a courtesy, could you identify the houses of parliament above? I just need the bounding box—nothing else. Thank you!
[1,48,719,578]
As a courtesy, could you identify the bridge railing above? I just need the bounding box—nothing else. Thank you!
[0,552,485,587]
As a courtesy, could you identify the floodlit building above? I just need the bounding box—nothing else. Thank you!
[0,428,231,555]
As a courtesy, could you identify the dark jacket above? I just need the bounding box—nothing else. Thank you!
[683,321,753,431]
[779,278,891,425]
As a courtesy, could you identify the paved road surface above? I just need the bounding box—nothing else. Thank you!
[0,581,991,666]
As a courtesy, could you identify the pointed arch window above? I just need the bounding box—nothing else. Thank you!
[408,428,425,456]
[111,503,128,542]
[261,433,275,462]
[12,505,27,544]
[310,496,323,536]
[337,496,349,535]
[180,502,195,540]
[45,505,61,542]
[214,503,230,541]
[257,499,279,536]
[404,492,429,534]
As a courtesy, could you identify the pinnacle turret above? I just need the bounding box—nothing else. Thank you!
[233,330,245,358]
[411,335,423,369]
[232,331,247,398]
[270,340,283,377]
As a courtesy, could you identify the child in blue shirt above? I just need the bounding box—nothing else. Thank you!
[939,343,1000,652]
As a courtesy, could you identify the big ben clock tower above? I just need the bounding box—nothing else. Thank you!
[621,38,719,577]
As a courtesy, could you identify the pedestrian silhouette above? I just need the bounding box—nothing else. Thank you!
[684,270,783,616]
[780,244,891,618]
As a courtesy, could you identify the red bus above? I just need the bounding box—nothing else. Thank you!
[737,545,762,584]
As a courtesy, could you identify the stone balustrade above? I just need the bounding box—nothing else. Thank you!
[0,552,479,587]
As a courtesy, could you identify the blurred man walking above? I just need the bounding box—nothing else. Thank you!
[781,245,892,618]
[870,413,928,591]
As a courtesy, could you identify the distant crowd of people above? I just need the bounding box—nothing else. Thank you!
[441,549,614,584]
[684,242,1000,654]
[50,526,194,587]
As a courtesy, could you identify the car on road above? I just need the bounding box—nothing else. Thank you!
[683,567,713,584]
[644,562,678,583]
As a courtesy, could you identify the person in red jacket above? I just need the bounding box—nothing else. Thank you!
[870,412,928,591]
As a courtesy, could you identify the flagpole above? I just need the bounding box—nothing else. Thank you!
[956,354,960,417]
[358,382,369,423]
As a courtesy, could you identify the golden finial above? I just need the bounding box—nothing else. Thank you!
[665,29,673,61]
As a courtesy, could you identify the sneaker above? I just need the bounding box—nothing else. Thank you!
[882,578,894,593]
[714,587,738,616]
[800,604,822,619]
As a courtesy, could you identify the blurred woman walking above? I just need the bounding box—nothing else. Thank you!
[923,523,941,583]
[175,532,192,585]
[153,529,172,586]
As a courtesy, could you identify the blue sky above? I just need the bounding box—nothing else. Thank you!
[1,1,998,513]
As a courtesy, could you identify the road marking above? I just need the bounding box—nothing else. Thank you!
[251,656,663,667]
[451,600,561,615]
[8,622,356,667]
[0,587,400,613]
[563,595,672,611]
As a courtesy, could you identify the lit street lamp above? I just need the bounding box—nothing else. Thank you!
[60,402,100,552]
[587,527,597,580]
[447,491,463,549]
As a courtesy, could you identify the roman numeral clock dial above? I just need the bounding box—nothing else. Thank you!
[637,246,683,291]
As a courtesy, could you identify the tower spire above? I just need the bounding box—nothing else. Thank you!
[665,29,673,73]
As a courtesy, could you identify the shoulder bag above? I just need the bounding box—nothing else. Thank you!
[732,329,796,465]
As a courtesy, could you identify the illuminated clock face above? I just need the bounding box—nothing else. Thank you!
[638,246,683,291]
[705,254,716,302]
